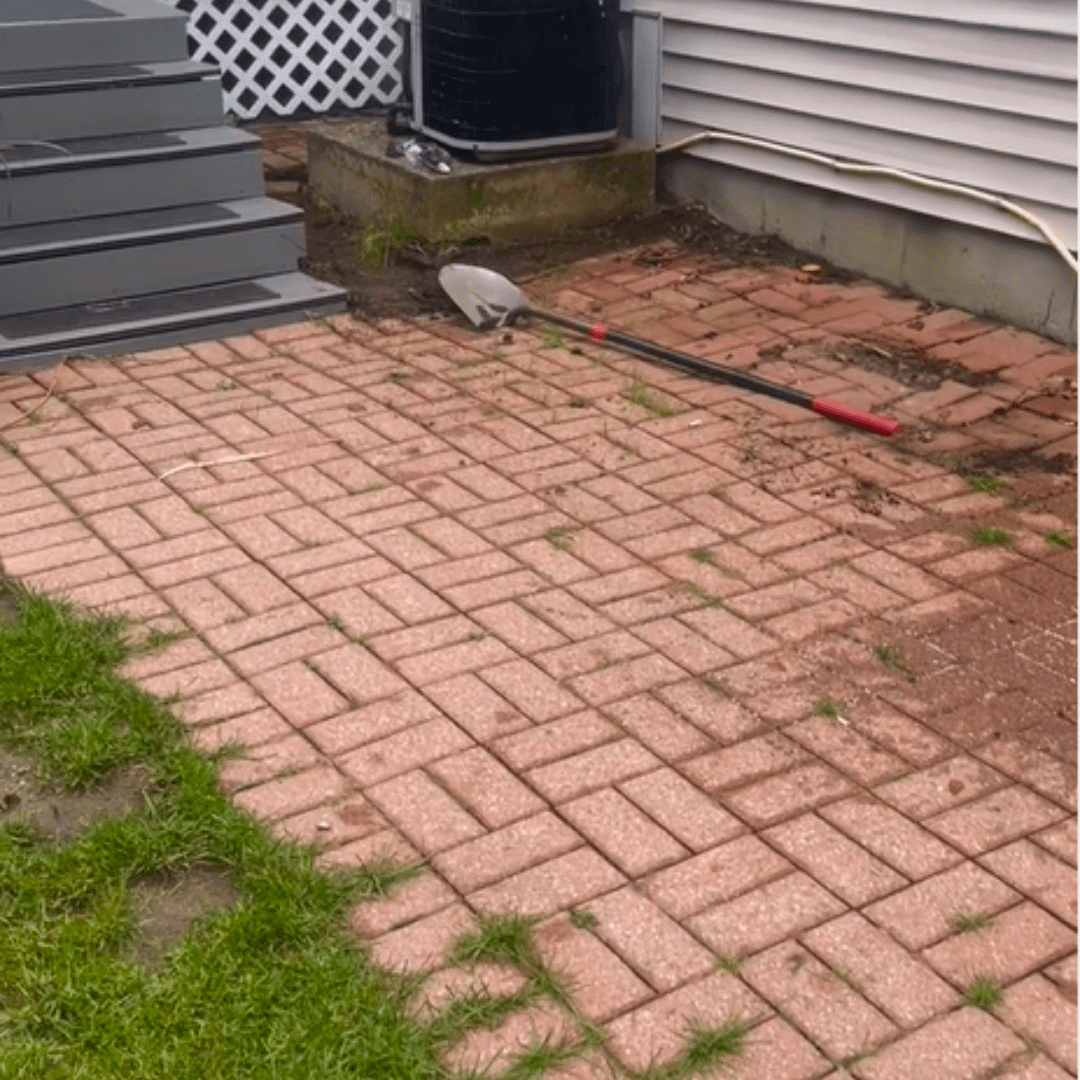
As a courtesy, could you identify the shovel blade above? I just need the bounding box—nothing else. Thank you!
[438,263,528,329]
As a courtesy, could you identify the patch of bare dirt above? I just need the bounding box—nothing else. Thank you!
[0,747,239,968]
[299,197,854,323]
[828,339,997,391]
[124,867,239,969]
[0,748,155,841]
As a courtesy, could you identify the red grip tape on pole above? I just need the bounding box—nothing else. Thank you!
[590,324,608,341]
[810,398,901,436]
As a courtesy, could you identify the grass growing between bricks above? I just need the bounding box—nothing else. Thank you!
[0,582,752,1080]
[0,581,452,1079]
[961,977,1005,1011]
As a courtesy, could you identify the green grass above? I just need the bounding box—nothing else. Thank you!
[970,526,1012,548]
[688,549,716,566]
[568,908,598,932]
[448,914,567,1006]
[873,644,917,682]
[679,582,723,609]
[1046,531,1076,550]
[713,955,743,975]
[0,581,453,1079]
[540,327,565,350]
[812,698,842,720]
[659,1019,750,1080]
[965,474,1007,496]
[962,976,1005,1011]
[623,380,679,419]
[544,525,579,552]
[949,911,995,934]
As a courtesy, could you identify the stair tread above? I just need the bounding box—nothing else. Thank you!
[0,198,303,259]
[0,59,216,95]
[0,272,346,365]
[1,126,259,173]
[1,0,186,24]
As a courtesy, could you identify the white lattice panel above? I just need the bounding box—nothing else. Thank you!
[164,0,403,120]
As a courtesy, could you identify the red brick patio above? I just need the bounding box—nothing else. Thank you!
[0,193,1076,1077]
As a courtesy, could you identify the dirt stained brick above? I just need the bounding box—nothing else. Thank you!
[619,767,743,850]
[534,915,652,1023]
[821,796,962,880]
[722,762,853,828]
[923,901,1075,987]
[562,789,688,878]
[586,885,715,991]
[853,1005,1024,1080]
[432,812,581,893]
[863,861,1021,951]
[802,912,956,1028]
[996,974,1078,1074]
[525,738,660,803]
[741,942,898,1061]
[369,903,474,973]
[688,871,845,957]
[365,769,485,854]
[468,848,626,916]
[604,971,770,1074]
[765,813,906,906]
[720,1017,831,1080]
[926,787,1065,857]
[876,756,1009,820]
[979,839,1078,928]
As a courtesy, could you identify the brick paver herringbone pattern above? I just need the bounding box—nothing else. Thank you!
[0,243,1075,1079]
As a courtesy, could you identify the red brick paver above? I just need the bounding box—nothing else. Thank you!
[2,226,1075,1078]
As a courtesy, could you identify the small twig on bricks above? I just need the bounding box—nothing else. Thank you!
[157,452,276,481]
[0,365,64,432]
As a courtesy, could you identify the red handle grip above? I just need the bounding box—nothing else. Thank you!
[810,398,901,436]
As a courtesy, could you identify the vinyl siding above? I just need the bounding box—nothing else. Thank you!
[641,0,1078,250]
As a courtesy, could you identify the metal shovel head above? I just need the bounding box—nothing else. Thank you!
[438,263,527,329]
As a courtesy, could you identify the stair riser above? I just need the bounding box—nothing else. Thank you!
[0,17,189,73]
[0,274,348,373]
[0,79,225,142]
[1,149,266,226]
[0,222,307,317]
[0,302,343,373]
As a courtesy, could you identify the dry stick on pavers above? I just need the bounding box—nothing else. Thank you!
[439,264,900,437]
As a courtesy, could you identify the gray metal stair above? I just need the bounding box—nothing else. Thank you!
[0,273,347,372]
[0,61,225,141]
[1,128,266,226]
[0,198,307,317]
[0,0,347,374]
[0,0,190,72]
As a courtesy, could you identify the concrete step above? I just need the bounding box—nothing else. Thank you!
[0,0,190,73]
[0,272,348,373]
[0,198,307,317]
[0,61,225,141]
[0,127,265,226]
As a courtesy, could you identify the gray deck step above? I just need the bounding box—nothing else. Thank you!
[0,0,190,73]
[0,61,225,141]
[0,272,348,373]
[1,127,266,225]
[0,198,308,317]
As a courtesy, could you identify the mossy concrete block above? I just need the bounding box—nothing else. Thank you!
[307,118,654,244]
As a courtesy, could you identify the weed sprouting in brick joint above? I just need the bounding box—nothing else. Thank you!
[568,908,598,932]
[623,379,679,419]
[949,911,995,934]
[873,644,917,682]
[962,976,1005,1011]
[970,526,1012,548]
[544,525,579,552]
[1046,530,1076,549]
[964,473,1008,496]
[713,955,743,975]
